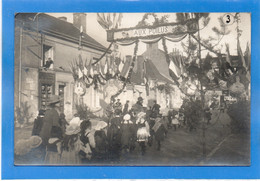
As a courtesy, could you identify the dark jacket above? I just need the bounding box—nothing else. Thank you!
[110,116,122,128]
[123,103,129,114]
[32,116,44,136]
[121,121,136,146]
[154,124,166,141]
[39,108,60,145]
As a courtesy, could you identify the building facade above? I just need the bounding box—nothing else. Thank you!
[15,13,109,121]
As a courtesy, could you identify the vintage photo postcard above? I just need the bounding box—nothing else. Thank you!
[14,12,250,166]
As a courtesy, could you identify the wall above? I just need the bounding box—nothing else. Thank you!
[55,71,74,119]
[14,26,107,121]
[44,35,106,72]
[21,68,39,122]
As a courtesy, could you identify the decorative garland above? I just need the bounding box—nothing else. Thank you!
[92,42,114,65]
[111,40,139,101]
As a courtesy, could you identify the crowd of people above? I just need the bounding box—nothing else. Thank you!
[15,94,216,165]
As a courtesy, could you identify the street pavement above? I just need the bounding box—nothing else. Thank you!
[14,109,250,166]
[118,109,250,166]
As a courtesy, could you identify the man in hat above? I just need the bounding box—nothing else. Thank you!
[113,99,122,114]
[40,95,62,146]
[132,97,144,114]
[122,100,130,115]
[151,100,160,116]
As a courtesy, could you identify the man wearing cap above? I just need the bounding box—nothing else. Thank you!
[40,95,62,146]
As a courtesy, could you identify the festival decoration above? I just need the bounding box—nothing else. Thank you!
[74,81,86,96]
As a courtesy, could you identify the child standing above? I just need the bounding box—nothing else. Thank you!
[153,115,167,151]
[171,113,180,131]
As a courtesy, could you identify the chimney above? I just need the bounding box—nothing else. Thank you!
[58,16,67,21]
[73,13,87,33]
[146,42,158,50]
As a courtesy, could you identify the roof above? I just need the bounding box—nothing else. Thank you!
[130,56,175,85]
[15,13,109,53]
[142,47,173,80]
[145,59,175,84]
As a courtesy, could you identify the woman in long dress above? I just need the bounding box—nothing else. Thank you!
[136,112,150,155]
[60,116,82,165]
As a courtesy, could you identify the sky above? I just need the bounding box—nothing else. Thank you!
[48,13,251,58]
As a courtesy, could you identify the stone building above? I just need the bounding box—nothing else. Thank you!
[14,13,109,121]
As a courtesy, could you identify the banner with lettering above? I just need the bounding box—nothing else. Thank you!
[107,19,197,43]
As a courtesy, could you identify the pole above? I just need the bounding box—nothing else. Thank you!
[197,15,206,159]
[18,24,23,108]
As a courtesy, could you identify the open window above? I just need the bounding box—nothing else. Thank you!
[43,44,54,69]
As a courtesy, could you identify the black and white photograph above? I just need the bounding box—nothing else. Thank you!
[14,12,250,166]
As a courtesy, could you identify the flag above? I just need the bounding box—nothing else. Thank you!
[120,56,131,78]
[169,59,181,83]
[172,56,181,76]
[117,13,123,28]
[83,66,88,76]
[83,58,88,76]
[97,13,109,30]
[88,59,94,77]
[225,44,231,64]
[109,56,115,76]
[78,68,83,79]
[225,44,233,75]
[78,55,84,70]
[112,13,123,29]
[107,13,113,28]
[244,42,251,71]
[237,39,247,69]
[143,59,148,84]
[112,13,117,29]
[118,58,125,72]
[103,57,108,74]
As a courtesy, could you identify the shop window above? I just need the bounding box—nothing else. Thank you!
[43,44,54,69]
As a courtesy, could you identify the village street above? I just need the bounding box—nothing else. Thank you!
[117,109,250,166]
[15,109,250,165]
[13,13,251,166]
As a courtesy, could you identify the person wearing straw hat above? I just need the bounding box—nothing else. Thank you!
[14,136,43,164]
[40,95,62,147]
[60,116,83,165]
[121,114,136,155]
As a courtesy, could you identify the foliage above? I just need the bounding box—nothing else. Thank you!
[97,13,123,30]
[227,100,250,134]
[15,102,33,125]
[75,104,97,120]
[136,13,169,27]
[180,98,202,131]
[156,83,174,94]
